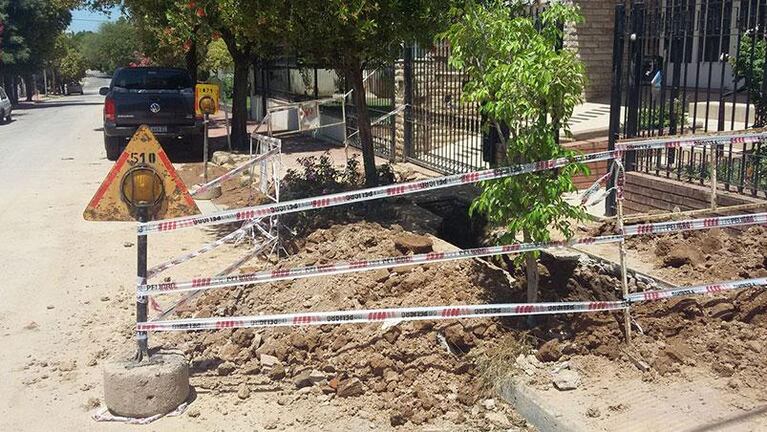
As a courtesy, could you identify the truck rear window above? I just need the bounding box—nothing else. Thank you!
[113,69,193,90]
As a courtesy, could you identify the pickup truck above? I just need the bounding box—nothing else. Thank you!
[100,67,203,160]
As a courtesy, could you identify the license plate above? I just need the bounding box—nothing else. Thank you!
[149,126,168,133]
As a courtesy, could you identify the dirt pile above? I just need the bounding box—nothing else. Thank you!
[160,220,767,428]
[168,221,531,430]
[627,226,767,284]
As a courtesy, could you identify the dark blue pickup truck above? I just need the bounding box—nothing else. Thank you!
[100,67,203,160]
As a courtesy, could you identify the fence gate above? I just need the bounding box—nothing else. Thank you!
[344,67,396,160]
[403,43,489,174]
[610,0,767,198]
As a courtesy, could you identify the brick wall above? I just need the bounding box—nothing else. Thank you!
[563,137,610,189]
[565,1,615,101]
[623,172,765,214]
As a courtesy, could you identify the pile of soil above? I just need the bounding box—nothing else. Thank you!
[627,226,767,285]
[160,220,767,429]
[167,222,532,430]
[177,162,273,209]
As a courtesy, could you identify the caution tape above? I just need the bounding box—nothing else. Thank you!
[138,235,625,296]
[580,165,615,206]
[138,150,620,235]
[616,131,767,151]
[137,299,629,332]
[190,148,279,197]
[137,275,767,332]
[146,218,261,279]
[622,212,767,236]
[140,211,767,296]
[626,277,767,302]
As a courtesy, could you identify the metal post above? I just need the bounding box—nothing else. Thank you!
[625,2,645,171]
[203,113,210,183]
[615,168,631,345]
[710,143,718,209]
[403,44,414,160]
[224,105,232,152]
[607,4,626,217]
[313,68,319,99]
[135,207,149,361]
[43,69,48,96]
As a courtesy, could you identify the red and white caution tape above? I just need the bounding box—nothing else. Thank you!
[622,212,767,236]
[616,131,767,151]
[626,277,767,303]
[139,235,625,296]
[146,219,261,279]
[580,166,615,206]
[138,299,628,332]
[190,148,279,197]
[138,150,619,235]
[140,211,767,297]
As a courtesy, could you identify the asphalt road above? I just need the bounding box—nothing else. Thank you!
[0,74,208,430]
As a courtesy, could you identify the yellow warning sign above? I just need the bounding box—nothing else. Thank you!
[195,83,219,116]
[83,125,201,221]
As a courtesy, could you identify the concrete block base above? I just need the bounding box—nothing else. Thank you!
[103,351,190,418]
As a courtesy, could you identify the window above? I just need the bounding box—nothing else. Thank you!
[113,68,193,90]
[697,0,733,62]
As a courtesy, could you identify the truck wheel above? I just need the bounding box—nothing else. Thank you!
[104,136,123,161]
[189,135,205,160]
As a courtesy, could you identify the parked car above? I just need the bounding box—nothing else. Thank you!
[64,82,83,95]
[100,67,203,160]
[0,87,11,124]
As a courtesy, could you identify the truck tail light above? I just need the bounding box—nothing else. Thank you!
[104,97,116,122]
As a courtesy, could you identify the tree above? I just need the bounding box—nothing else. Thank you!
[731,34,767,127]
[78,19,142,74]
[59,48,88,83]
[290,0,452,186]
[203,38,232,75]
[444,0,588,304]
[0,0,71,102]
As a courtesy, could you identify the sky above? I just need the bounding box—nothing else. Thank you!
[67,6,124,33]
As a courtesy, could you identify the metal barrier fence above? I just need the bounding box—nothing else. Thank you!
[611,0,767,198]
[404,42,488,174]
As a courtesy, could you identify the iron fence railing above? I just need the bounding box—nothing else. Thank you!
[633,137,767,197]
[612,0,767,199]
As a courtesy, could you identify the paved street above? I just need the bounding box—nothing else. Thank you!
[0,75,230,431]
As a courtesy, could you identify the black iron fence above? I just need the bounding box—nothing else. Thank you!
[403,42,488,173]
[611,0,767,198]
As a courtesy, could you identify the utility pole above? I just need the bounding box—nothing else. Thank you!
[43,68,48,97]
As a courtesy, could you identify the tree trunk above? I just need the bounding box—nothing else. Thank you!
[7,75,19,104]
[230,54,249,150]
[185,39,198,83]
[348,64,378,187]
[23,75,34,102]
[523,230,539,304]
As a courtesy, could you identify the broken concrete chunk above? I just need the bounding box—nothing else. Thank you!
[552,369,581,391]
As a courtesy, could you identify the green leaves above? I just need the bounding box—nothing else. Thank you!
[446,0,588,258]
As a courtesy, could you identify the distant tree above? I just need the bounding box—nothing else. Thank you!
[59,48,88,83]
[0,0,71,102]
[203,38,232,75]
[85,19,141,74]
[288,0,453,186]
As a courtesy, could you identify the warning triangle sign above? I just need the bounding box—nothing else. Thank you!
[83,125,201,221]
